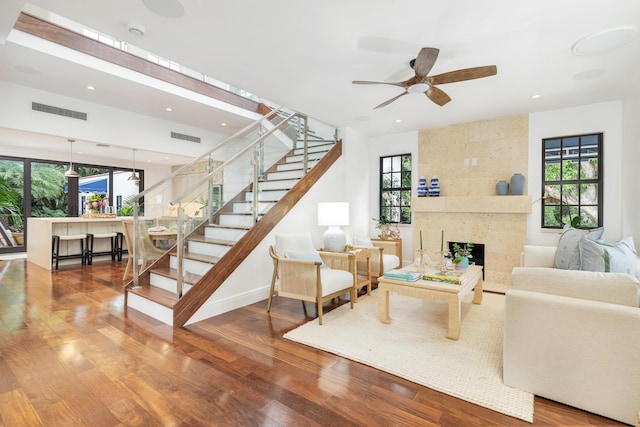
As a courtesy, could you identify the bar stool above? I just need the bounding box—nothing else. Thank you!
[52,234,88,269]
[87,232,124,265]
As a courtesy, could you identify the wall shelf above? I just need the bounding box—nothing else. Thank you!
[412,195,532,214]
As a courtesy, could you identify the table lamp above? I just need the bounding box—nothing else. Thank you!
[317,202,349,252]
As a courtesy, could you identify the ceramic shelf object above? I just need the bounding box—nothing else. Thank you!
[428,176,441,197]
[496,180,509,195]
[511,173,525,195]
[417,176,428,197]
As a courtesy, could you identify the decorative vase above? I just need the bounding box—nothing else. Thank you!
[428,176,440,197]
[460,256,469,269]
[510,173,525,195]
[496,180,509,195]
[454,262,463,271]
[417,176,428,197]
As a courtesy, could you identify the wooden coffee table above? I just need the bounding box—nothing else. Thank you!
[377,265,483,340]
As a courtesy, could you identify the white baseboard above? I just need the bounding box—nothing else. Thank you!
[185,286,271,325]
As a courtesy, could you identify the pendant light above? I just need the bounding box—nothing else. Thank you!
[128,148,140,181]
[64,139,79,178]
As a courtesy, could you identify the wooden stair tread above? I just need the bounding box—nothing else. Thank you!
[150,267,203,284]
[187,236,237,246]
[171,250,221,264]
[128,285,178,308]
[204,224,251,231]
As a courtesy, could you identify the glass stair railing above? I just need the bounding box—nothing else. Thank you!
[125,107,337,309]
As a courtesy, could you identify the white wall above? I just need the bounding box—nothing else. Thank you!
[527,101,624,246]
[622,89,640,249]
[365,130,419,265]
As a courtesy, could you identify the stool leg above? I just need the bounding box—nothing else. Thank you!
[81,238,86,265]
[116,232,124,261]
[110,235,116,261]
[87,234,93,265]
[52,235,60,270]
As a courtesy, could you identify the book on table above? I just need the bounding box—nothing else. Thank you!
[422,269,466,284]
[383,269,422,282]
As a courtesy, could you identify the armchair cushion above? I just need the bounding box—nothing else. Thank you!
[286,250,327,268]
[275,232,314,256]
[320,269,355,296]
[354,237,373,247]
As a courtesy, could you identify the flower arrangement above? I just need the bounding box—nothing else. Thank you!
[84,193,106,212]
[446,242,474,263]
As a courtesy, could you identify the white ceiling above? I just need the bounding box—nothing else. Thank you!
[0,0,639,163]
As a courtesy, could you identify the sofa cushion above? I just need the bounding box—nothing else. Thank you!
[579,236,638,277]
[512,266,640,307]
[554,226,604,270]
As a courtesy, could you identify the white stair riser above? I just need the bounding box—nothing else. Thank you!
[245,190,287,201]
[219,214,255,227]
[232,201,272,213]
[188,240,231,257]
[204,227,247,240]
[169,256,214,276]
[287,151,325,163]
[149,273,193,294]
[293,145,329,155]
[127,293,173,326]
[267,170,304,180]
[277,159,318,171]
[259,179,299,190]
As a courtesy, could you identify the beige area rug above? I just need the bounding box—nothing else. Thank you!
[284,291,534,422]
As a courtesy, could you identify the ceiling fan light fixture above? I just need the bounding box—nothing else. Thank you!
[408,83,430,93]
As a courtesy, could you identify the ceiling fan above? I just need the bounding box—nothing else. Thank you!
[352,47,497,108]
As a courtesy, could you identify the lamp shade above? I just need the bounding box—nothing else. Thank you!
[317,202,349,226]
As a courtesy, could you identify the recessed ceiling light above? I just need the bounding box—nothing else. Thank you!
[87,85,95,90]
[126,23,145,37]
[572,26,637,55]
[165,107,172,111]
[531,94,542,100]
[143,0,185,18]
[573,69,607,80]
[221,123,227,126]
[395,119,402,123]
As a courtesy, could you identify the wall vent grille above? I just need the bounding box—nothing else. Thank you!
[171,131,201,143]
[31,102,87,120]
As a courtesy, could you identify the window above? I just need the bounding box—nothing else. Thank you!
[379,154,412,224]
[541,133,602,229]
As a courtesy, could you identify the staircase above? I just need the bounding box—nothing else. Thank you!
[124,110,341,327]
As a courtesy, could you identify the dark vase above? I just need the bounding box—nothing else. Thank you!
[510,173,525,195]
[496,180,509,195]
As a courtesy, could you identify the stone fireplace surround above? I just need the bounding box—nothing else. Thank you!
[414,115,530,293]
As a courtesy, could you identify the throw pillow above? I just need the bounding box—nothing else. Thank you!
[579,236,638,277]
[285,250,328,268]
[554,226,604,270]
[355,237,374,247]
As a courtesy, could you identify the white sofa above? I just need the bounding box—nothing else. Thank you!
[504,245,640,425]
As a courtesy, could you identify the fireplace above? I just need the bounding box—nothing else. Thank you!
[448,241,485,279]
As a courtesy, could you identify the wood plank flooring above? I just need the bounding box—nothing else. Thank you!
[0,258,628,426]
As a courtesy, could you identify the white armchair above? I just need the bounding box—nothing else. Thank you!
[355,237,402,283]
[267,232,354,325]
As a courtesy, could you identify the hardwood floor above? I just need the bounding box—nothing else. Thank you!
[0,258,628,426]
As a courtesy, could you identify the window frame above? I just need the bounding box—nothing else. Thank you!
[540,132,603,229]
[379,153,412,225]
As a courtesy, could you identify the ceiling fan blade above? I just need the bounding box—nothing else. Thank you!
[428,65,497,85]
[425,86,451,106]
[352,80,409,87]
[374,91,408,109]
[413,47,440,79]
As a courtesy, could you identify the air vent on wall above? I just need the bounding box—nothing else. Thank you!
[171,131,201,143]
[31,102,87,120]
